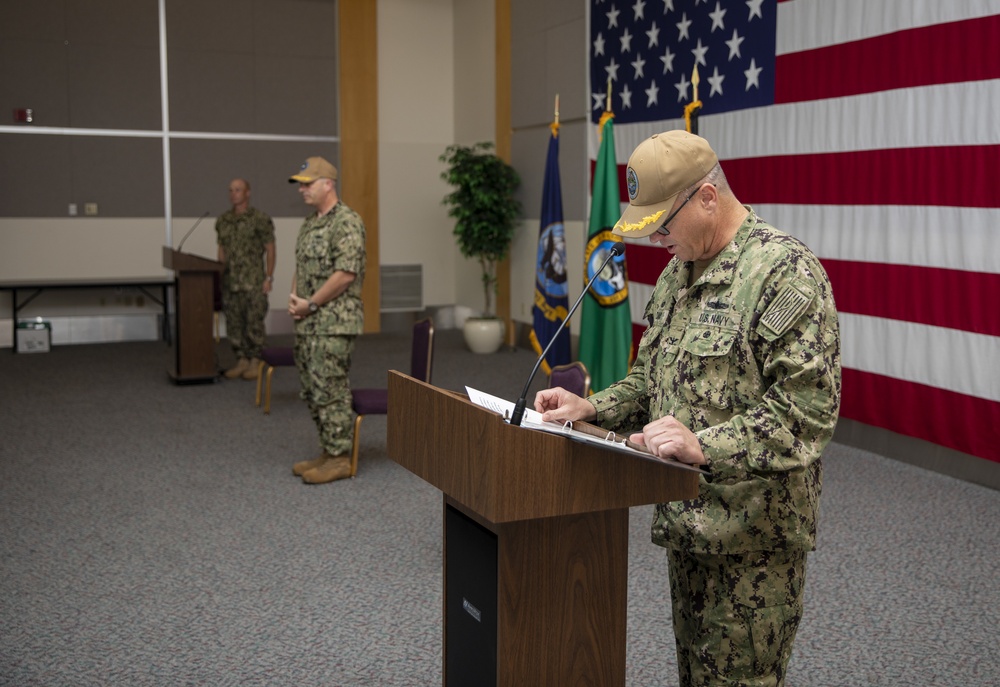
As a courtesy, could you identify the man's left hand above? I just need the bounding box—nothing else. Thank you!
[630,416,707,466]
[288,294,310,320]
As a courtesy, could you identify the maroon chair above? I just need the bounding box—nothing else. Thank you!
[350,317,434,477]
[254,346,296,414]
[548,361,591,398]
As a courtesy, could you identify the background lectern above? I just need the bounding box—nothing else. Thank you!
[162,247,222,384]
[386,371,700,687]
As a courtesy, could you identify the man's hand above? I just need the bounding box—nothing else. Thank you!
[533,387,597,423]
[629,416,707,466]
[288,294,310,320]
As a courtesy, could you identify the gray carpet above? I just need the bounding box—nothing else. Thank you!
[1,329,998,686]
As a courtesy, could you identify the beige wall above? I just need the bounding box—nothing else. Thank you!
[376,0,498,315]
[0,0,555,343]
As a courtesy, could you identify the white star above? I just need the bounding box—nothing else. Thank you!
[620,27,633,53]
[631,54,647,79]
[592,92,605,110]
[746,0,764,21]
[593,32,606,57]
[709,2,726,32]
[662,0,675,13]
[725,29,744,60]
[605,58,620,82]
[676,12,692,41]
[691,38,708,67]
[645,80,660,107]
[660,46,676,73]
[620,84,633,109]
[646,21,660,48]
[632,0,646,21]
[607,4,621,28]
[744,57,762,90]
[674,73,691,101]
[707,65,725,97]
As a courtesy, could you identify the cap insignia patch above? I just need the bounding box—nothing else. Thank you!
[626,167,639,200]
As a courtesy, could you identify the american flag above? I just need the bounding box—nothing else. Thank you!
[589,0,1000,464]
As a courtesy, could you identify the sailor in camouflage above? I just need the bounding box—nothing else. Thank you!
[215,178,276,380]
[534,131,840,686]
[286,156,366,485]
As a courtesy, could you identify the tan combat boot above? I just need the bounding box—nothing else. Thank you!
[224,358,249,379]
[302,456,352,484]
[292,453,330,477]
[242,358,262,380]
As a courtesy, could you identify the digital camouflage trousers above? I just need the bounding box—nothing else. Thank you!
[294,334,355,457]
[223,289,267,360]
[666,546,807,687]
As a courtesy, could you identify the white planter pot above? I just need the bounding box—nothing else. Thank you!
[463,318,505,354]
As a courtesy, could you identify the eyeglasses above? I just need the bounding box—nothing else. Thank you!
[655,191,697,236]
[655,184,713,236]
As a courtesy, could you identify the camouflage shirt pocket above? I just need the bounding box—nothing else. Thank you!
[678,324,737,409]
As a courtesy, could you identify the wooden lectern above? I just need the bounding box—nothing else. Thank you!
[162,247,222,384]
[386,371,700,686]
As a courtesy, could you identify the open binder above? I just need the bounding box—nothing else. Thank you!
[466,386,706,474]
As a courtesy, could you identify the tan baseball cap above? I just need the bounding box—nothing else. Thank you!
[612,131,718,238]
[288,156,338,183]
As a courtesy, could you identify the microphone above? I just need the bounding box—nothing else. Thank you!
[176,211,211,253]
[508,240,625,427]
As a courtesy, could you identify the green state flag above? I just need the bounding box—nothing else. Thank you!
[578,114,631,393]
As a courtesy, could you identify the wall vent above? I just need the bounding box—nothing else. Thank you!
[380,264,423,312]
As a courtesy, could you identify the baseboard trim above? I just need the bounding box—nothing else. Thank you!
[834,417,999,491]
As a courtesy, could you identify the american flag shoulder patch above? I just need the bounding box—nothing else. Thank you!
[759,281,814,338]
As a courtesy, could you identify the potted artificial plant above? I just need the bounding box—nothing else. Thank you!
[440,141,521,353]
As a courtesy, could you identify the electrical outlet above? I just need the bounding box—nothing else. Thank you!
[68,203,77,216]
[84,202,98,216]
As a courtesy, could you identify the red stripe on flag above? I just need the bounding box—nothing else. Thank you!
[822,259,1000,337]
[775,15,1000,104]
[624,243,673,284]
[615,145,1000,208]
[629,251,1000,338]
[612,343,1000,463]
[722,145,1000,208]
[842,368,1000,463]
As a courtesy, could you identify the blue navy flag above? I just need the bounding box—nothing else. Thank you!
[529,128,571,376]
[590,0,776,124]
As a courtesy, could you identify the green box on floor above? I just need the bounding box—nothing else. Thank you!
[16,319,51,353]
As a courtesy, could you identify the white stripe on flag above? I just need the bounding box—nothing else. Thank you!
[841,313,1000,403]
[753,204,999,275]
[625,284,1000,404]
[606,80,1000,163]
[777,0,1000,54]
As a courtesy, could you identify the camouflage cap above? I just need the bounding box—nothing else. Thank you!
[288,156,338,183]
[613,130,718,238]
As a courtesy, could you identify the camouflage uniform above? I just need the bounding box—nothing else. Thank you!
[215,206,275,360]
[590,208,841,686]
[293,202,366,457]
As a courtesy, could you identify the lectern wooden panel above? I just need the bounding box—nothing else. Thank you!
[386,372,699,687]
[162,247,222,384]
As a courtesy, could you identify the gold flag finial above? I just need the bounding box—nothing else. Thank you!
[551,94,560,137]
[684,64,703,134]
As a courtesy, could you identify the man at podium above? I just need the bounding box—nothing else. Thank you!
[535,131,841,686]
[215,178,276,380]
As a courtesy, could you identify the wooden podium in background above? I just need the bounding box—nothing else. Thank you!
[162,247,222,384]
[386,371,700,687]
